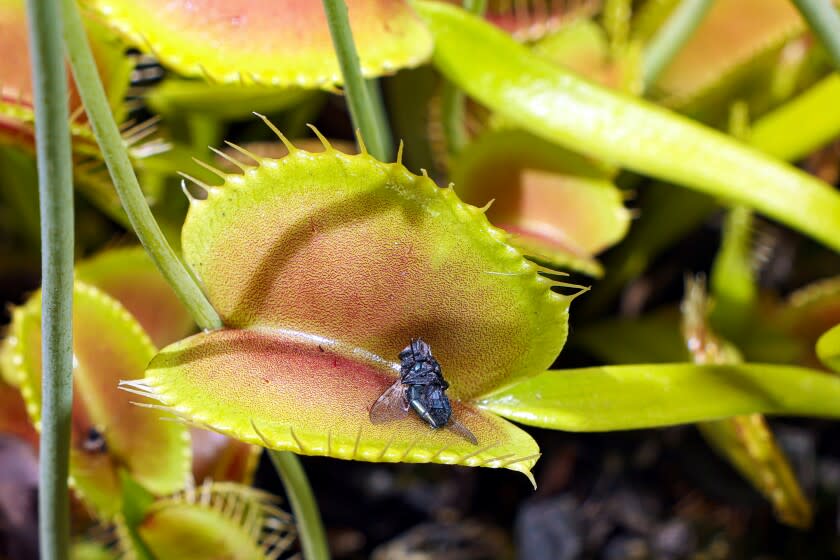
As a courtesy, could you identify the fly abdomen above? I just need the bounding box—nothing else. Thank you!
[407,384,451,429]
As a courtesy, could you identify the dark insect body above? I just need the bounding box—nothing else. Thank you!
[81,426,107,453]
[369,339,477,445]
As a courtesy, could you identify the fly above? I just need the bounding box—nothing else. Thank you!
[81,426,107,454]
[369,338,477,445]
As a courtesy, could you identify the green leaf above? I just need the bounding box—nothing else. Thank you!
[415,1,840,253]
[817,323,840,373]
[478,363,840,431]
[145,79,313,121]
[710,205,757,337]
[749,74,840,162]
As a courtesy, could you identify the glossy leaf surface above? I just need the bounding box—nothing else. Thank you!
[416,1,840,253]
[7,283,190,517]
[817,323,840,373]
[479,363,840,431]
[81,0,433,87]
[749,75,840,162]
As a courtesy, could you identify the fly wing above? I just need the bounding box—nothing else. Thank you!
[369,381,409,424]
[448,418,478,445]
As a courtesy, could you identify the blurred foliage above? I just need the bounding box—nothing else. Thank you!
[4,0,840,556]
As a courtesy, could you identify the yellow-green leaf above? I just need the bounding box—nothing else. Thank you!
[479,363,840,431]
[416,1,840,253]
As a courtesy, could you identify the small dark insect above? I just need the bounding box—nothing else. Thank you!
[81,426,107,454]
[369,339,477,445]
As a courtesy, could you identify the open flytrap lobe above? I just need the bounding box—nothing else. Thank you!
[3,282,190,519]
[122,120,584,485]
[79,0,433,87]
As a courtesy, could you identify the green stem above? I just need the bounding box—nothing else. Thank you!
[440,0,488,159]
[641,0,713,91]
[791,0,840,70]
[60,0,222,331]
[25,0,74,558]
[62,3,329,556]
[440,73,467,158]
[268,450,330,560]
[603,0,632,54]
[321,0,392,160]
[463,0,487,11]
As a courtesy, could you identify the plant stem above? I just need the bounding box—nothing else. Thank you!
[269,450,330,560]
[603,0,632,54]
[62,3,329,557]
[641,0,713,91]
[790,0,840,70]
[321,0,392,160]
[463,0,487,11]
[440,0,488,159]
[60,0,222,331]
[25,0,74,558]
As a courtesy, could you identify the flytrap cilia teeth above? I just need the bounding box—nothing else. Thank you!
[10,282,190,518]
[132,117,584,484]
[117,481,294,560]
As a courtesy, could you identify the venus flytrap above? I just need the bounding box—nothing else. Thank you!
[79,0,433,88]
[126,483,294,559]
[122,124,840,498]
[0,248,269,555]
[451,129,630,277]
[15,0,840,555]
[126,130,578,486]
[4,282,191,519]
[681,277,812,528]
[416,2,840,253]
